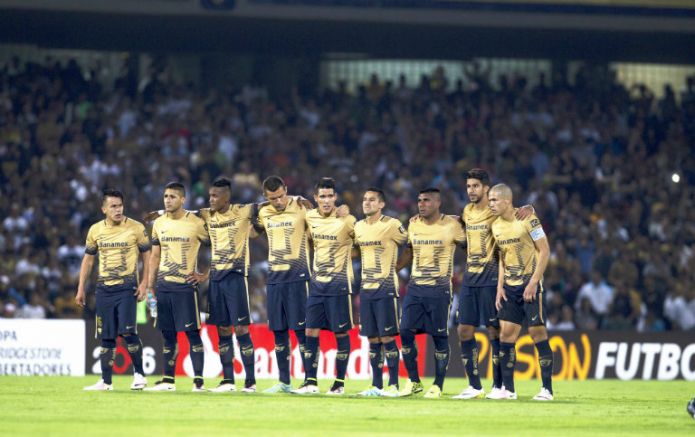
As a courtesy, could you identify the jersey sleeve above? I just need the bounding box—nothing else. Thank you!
[345,215,356,238]
[135,222,151,252]
[524,214,546,241]
[196,217,211,246]
[198,208,211,221]
[391,219,408,246]
[151,221,160,246]
[452,218,466,244]
[85,225,98,255]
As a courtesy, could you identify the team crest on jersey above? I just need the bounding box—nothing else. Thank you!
[530,218,540,227]
[398,225,406,234]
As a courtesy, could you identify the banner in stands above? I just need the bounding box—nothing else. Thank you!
[0,319,85,376]
[86,322,427,380]
[437,330,695,381]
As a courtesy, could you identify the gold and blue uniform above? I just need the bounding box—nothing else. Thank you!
[200,205,254,326]
[151,211,210,332]
[492,213,547,326]
[85,217,150,339]
[401,214,465,336]
[305,209,356,332]
[458,204,500,327]
[257,198,311,331]
[355,215,407,337]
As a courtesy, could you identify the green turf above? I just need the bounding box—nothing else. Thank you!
[0,377,692,436]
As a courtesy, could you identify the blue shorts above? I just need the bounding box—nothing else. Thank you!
[155,281,201,332]
[267,281,309,332]
[207,273,251,326]
[360,296,400,338]
[306,294,353,333]
[400,284,451,337]
[497,283,546,327]
[456,285,499,328]
[95,283,138,339]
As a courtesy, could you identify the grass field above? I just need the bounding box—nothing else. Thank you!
[1,377,693,436]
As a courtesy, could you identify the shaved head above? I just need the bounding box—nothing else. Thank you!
[489,184,513,201]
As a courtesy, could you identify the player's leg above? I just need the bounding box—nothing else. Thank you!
[207,278,236,392]
[265,283,293,392]
[495,320,521,399]
[480,285,502,393]
[398,293,424,396]
[454,285,484,398]
[116,289,147,390]
[359,298,383,394]
[425,294,451,399]
[527,285,553,400]
[380,296,401,395]
[175,291,204,391]
[293,293,324,393]
[326,294,352,395]
[144,291,177,391]
[230,275,256,392]
[84,290,116,391]
[288,281,309,385]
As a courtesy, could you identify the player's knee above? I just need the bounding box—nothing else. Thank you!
[335,332,348,339]
[120,334,139,345]
[234,325,249,336]
[433,336,449,351]
[528,326,548,343]
[380,335,395,344]
[487,326,500,340]
[101,339,117,349]
[368,337,380,344]
[162,330,177,346]
[457,324,474,341]
[218,325,233,337]
[307,328,320,337]
[400,329,415,345]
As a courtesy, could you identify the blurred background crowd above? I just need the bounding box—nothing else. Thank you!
[1,56,694,332]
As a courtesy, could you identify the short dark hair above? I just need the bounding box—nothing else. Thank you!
[212,176,232,191]
[315,177,336,193]
[164,182,186,197]
[262,175,286,193]
[419,187,440,195]
[102,189,124,204]
[365,187,385,202]
[467,168,490,186]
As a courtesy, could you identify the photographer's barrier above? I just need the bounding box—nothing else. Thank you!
[85,322,426,379]
[437,330,695,381]
[0,319,85,376]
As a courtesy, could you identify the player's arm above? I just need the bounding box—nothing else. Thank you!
[147,245,161,295]
[495,254,507,311]
[396,246,412,272]
[524,235,550,303]
[75,253,95,307]
[137,249,151,302]
[251,203,265,234]
[515,205,535,220]
[188,221,211,285]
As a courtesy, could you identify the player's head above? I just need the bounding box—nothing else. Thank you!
[466,168,490,204]
[163,182,186,213]
[262,175,289,211]
[488,184,513,216]
[362,188,385,218]
[101,189,125,224]
[314,177,337,215]
[209,176,232,212]
[417,188,441,219]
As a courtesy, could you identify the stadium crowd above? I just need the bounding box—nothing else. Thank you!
[1,56,694,332]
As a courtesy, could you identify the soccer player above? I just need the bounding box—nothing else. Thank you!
[144,182,211,392]
[453,169,533,400]
[292,177,356,395]
[397,188,466,399]
[188,177,259,393]
[256,175,314,393]
[354,188,407,397]
[78,189,151,391]
[487,183,554,401]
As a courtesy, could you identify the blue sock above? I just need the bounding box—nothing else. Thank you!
[490,337,502,389]
[460,338,482,390]
[383,340,400,388]
[218,334,235,383]
[433,336,450,390]
[162,330,178,381]
[500,342,516,393]
[185,330,204,380]
[335,335,350,384]
[400,330,420,383]
[237,333,256,385]
[121,334,144,375]
[535,340,554,394]
[100,339,116,384]
[369,342,383,389]
[305,336,320,382]
[274,330,291,385]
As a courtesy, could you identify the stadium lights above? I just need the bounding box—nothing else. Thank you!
[671,173,681,183]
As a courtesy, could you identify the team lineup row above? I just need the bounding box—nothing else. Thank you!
[77,169,554,400]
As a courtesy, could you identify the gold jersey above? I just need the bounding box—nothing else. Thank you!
[199,204,254,279]
[408,214,466,287]
[85,217,151,286]
[491,213,546,289]
[354,215,407,299]
[151,211,210,285]
[462,203,499,286]
[258,198,311,284]
[306,209,356,295]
